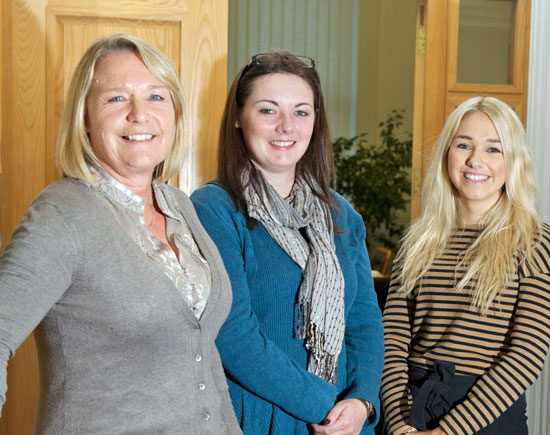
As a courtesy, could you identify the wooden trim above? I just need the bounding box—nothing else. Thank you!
[421,0,448,166]
[411,0,449,219]
[179,0,228,193]
[448,82,524,94]
[411,0,427,218]
[510,0,531,95]
[445,0,531,122]
[446,0,460,92]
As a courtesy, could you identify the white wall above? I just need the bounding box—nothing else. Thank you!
[526,0,550,433]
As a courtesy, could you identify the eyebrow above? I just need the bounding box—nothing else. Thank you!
[253,99,313,107]
[456,135,501,143]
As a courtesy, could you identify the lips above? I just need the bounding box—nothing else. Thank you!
[123,133,154,141]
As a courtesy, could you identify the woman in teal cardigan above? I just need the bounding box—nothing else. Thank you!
[191,51,384,435]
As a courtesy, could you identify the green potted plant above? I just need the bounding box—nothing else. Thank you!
[333,110,412,251]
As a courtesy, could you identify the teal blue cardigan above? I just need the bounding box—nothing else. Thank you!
[191,184,384,434]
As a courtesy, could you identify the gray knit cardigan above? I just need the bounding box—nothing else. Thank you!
[0,178,241,435]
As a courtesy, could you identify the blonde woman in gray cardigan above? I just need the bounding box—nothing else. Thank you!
[0,34,241,435]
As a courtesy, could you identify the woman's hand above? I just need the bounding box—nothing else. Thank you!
[311,398,369,435]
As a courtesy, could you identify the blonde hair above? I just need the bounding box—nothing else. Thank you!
[398,96,540,313]
[56,33,187,184]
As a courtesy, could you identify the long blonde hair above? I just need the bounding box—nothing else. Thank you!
[56,33,187,184]
[398,97,540,313]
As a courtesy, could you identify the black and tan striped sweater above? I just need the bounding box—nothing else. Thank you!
[381,224,550,435]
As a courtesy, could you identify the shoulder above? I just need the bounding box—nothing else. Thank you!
[36,177,91,200]
[532,223,550,272]
[11,179,96,251]
[31,178,97,215]
[191,183,240,217]
[539,222,550,243]
[331,191,365,236]
[518,223,550,278]
[191,183,233,206]
[190,185,251,251]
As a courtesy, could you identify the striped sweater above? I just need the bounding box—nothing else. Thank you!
[381,224,550,435]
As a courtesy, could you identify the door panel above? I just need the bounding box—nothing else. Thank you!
[0,1,228,434]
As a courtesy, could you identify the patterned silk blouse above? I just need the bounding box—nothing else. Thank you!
[88,167,211,318]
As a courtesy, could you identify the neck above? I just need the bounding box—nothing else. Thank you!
[259,171,295,199]
[100,164,154,199]
[457,199,495,226]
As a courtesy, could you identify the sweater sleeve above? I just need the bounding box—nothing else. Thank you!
[191,186,338,424]
[380,261,416,435]
[0,201,79,415]
[439,225,550,435]
[334,197,385,430]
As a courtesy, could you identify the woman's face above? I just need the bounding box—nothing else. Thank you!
[86,50,175,184]
[238,73,315,185]
[447,111,506,222]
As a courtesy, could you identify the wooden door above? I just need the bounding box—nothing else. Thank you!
[0,1,228,434]
[411,0,531,218]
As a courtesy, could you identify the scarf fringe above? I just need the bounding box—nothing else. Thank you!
[298,303,338,385]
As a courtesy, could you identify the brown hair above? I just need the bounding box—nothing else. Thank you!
[217,50,335,214]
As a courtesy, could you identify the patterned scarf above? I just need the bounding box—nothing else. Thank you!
[243,169,345,384]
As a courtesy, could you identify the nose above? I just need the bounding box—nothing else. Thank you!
[127,98,149,123]
[465,148,483,169]
[276,112,294,134]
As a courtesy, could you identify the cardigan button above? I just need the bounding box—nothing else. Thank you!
[195,354,202,362]
[203,411,210,421]
[198,383,206,391]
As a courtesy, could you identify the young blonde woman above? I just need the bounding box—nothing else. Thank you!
[381,96,550,435]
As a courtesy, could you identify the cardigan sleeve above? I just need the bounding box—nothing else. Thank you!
[191,185,338,424]
[333,196,385,430]
[439,225,550,435]
[0,200,79,414]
